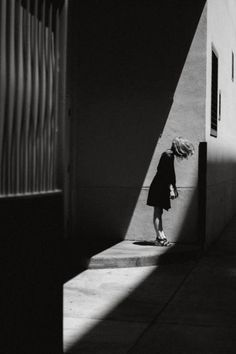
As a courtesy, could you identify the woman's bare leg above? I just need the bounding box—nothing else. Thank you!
[153,207,170,246]
[153,206,164,240]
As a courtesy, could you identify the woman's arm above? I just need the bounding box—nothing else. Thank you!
[170,184,178,199]
[169,155,178,199]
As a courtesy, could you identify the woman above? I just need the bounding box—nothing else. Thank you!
[147,137,194,246]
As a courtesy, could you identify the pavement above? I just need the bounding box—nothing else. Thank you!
[64,216,236,353]
[88,240,200,268]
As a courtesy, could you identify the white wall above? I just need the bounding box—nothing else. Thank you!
[205,0,236,245]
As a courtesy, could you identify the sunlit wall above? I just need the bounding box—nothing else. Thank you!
[126,5,207,243]
[205,0,236,246]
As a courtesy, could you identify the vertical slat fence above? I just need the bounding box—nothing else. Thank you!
[15,0,24,193]
[0,0,63,196]
[0,0,7,194]
[7,0,16,193]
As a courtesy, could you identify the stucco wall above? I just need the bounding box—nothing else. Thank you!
[126,5,207,243]
[67,1,207,255]
[205,0,236,246]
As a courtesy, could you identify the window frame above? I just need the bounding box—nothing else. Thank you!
[210,46,219,138]
[232,51,234,82]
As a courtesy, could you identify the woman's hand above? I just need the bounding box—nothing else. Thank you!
[174,187,179,198]
[170,186,178,199]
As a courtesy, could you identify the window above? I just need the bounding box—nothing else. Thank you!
[219,90,221,121]
[210,49,218,137]
[232,51,234,82]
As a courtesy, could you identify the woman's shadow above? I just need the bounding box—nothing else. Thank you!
[133,241,157,246]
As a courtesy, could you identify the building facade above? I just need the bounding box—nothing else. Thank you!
[205,0,236,246]
[66,0,236,258]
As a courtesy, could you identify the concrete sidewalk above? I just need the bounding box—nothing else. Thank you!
[64,216,236,353]
[88,240,200,268]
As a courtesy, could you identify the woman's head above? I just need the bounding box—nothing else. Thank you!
[171,137,194,159]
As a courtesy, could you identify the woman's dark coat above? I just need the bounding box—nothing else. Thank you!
[147,151,176,210]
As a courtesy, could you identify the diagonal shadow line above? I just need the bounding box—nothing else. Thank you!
[64,0,207,282]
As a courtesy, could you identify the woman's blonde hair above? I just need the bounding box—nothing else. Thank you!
[171,137,194,158]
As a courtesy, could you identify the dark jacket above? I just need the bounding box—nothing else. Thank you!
[147,151,176,210]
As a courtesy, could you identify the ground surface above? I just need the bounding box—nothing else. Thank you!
[64,217,236,353]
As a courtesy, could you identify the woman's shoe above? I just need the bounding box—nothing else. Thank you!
[154,238,171,247]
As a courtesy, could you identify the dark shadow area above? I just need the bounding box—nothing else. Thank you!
[198,142,207,247]
[133,241,156,246]
[65,0,207,277]
[1,193,63,354]
[63,236,117,282]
